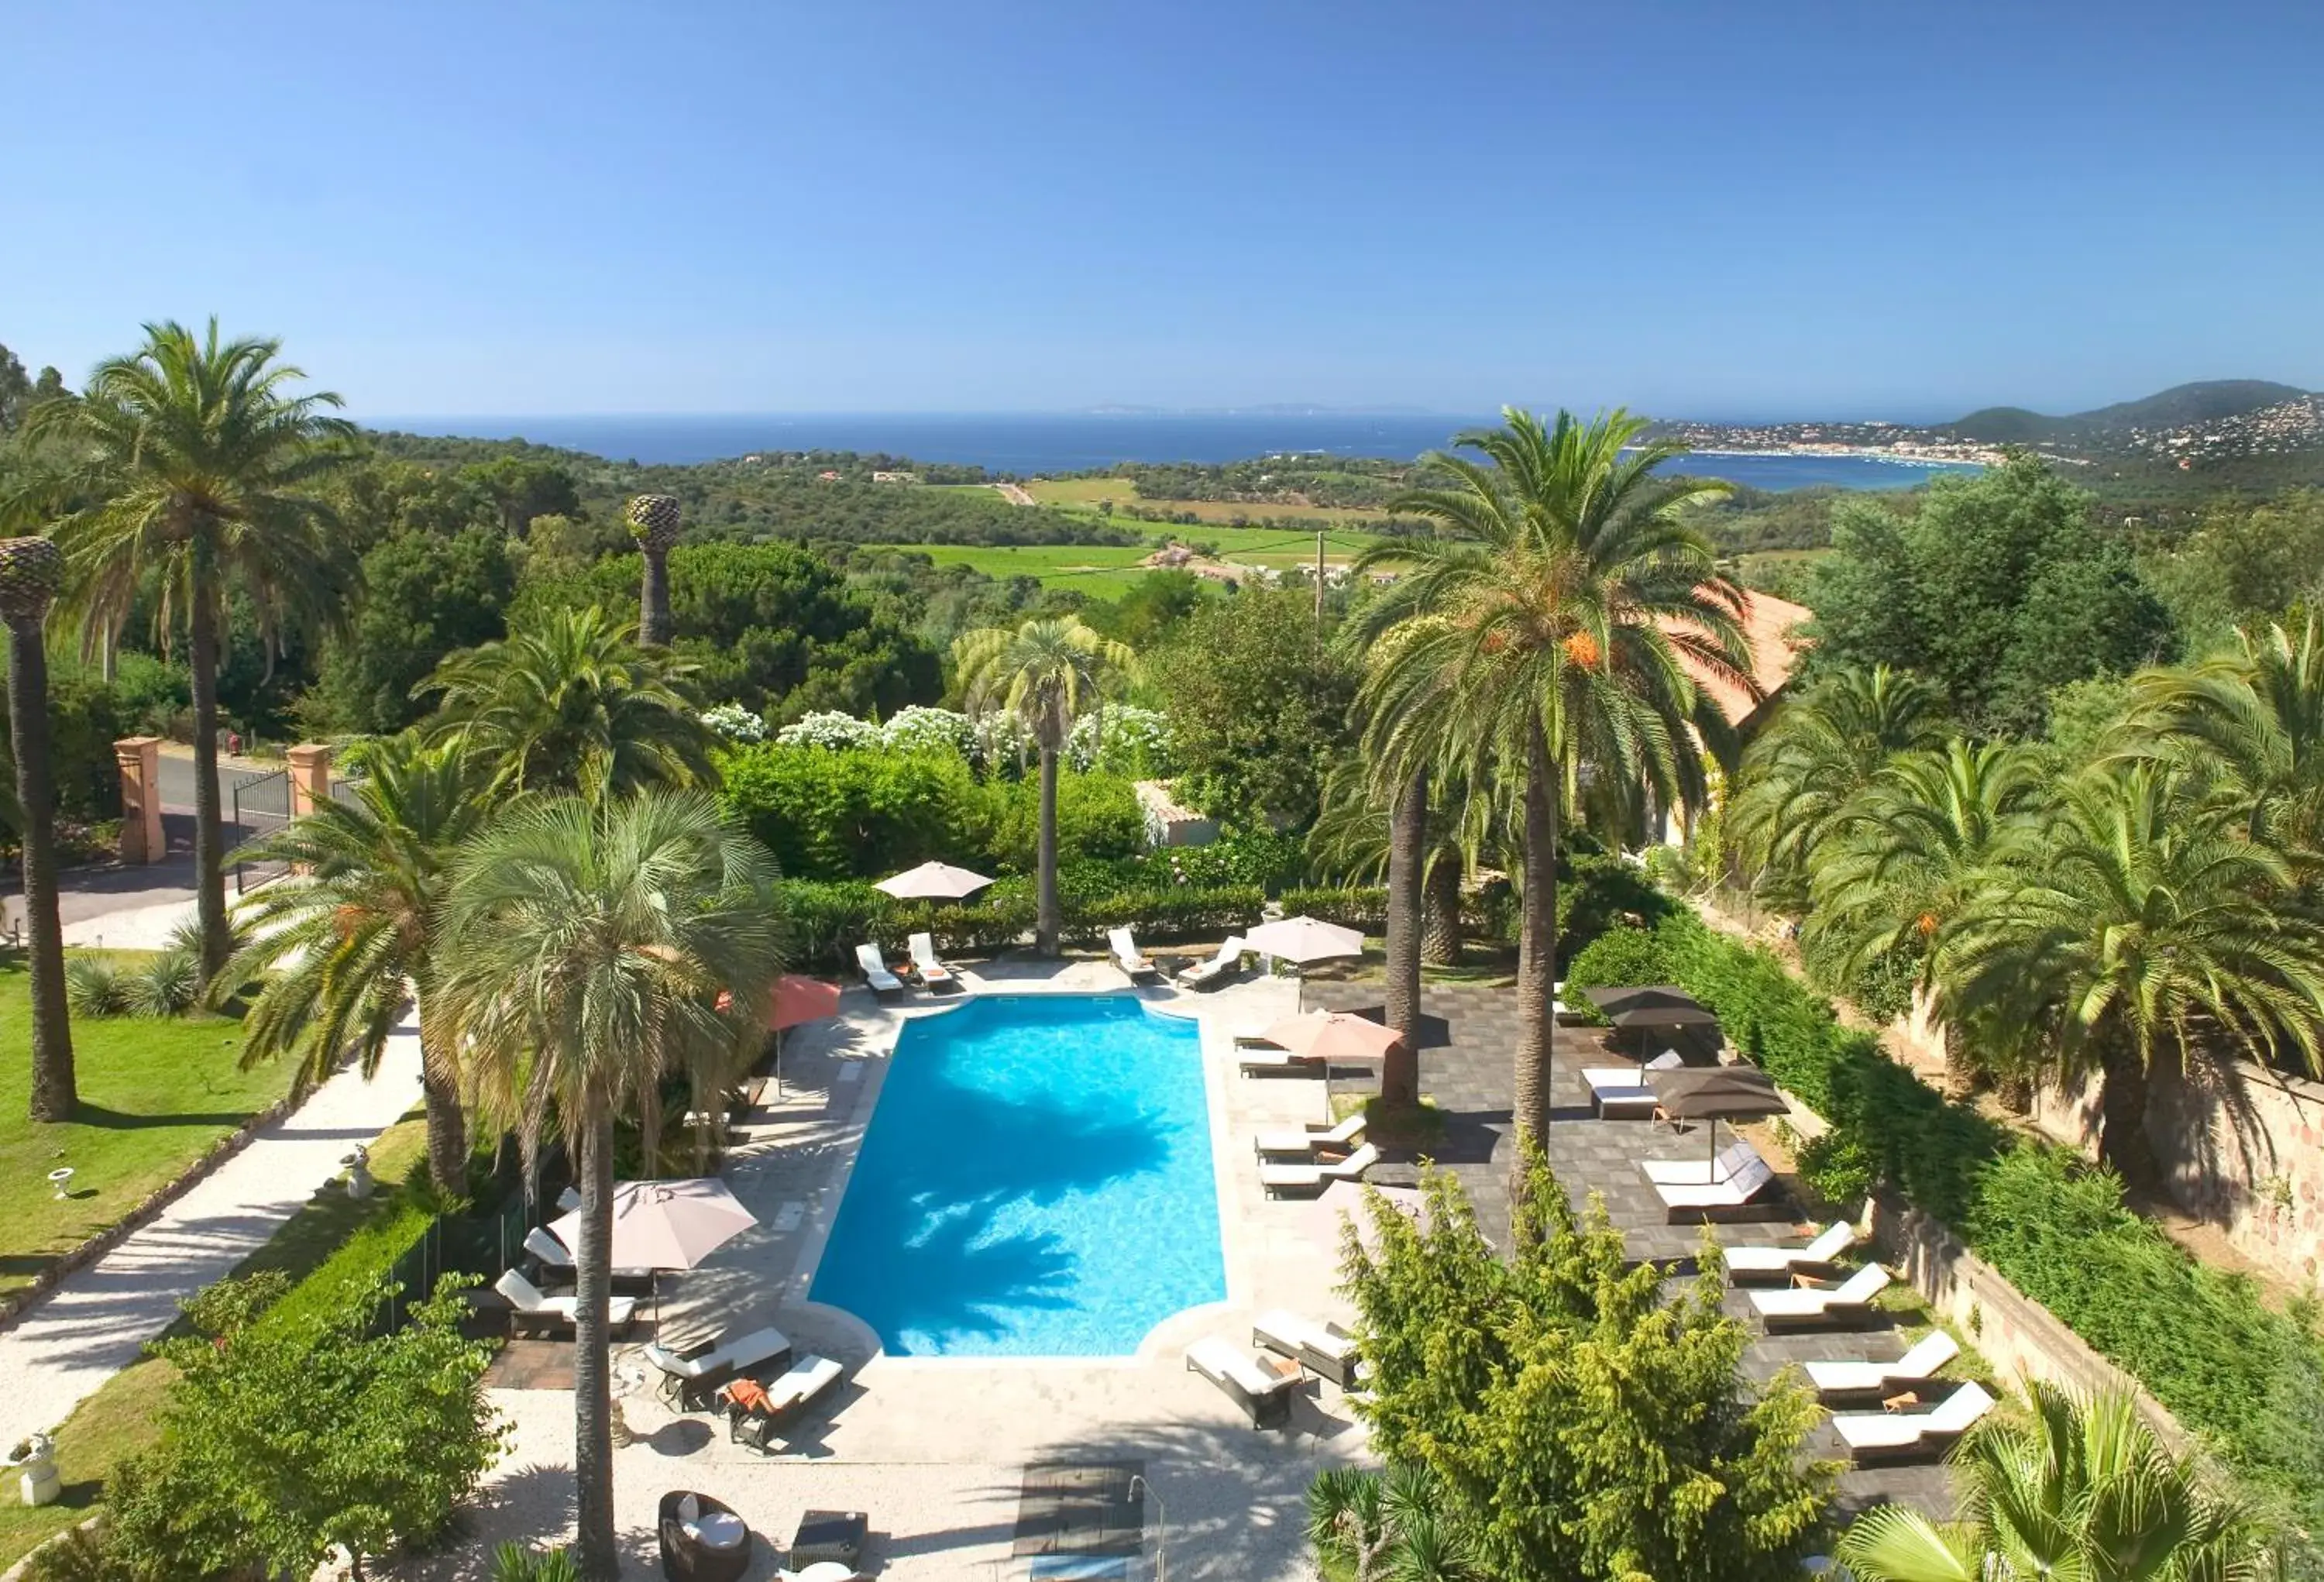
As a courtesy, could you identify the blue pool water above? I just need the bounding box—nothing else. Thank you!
[810,995,1225,1357]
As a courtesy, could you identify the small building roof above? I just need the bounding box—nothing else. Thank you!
[1661,590,1813,728]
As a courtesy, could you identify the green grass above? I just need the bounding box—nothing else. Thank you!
[0,954,291,1300]
[869,518,1403,593]
[1025,476,1394,526]
[0,1112,431,1569]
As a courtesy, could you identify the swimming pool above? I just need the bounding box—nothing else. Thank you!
[810,994,1226,1357]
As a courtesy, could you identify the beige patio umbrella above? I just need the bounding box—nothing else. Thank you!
[1245,915,1365,966]
[874,861,995,899]
[1261,1010,1402,1120]
[548,1178,759,1323]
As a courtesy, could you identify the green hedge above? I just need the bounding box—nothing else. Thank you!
[775,877,1266,968]
[1605,906,2324,1535]
[1278,884,1387,932]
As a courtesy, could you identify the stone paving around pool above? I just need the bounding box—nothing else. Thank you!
[395,960,1957,1580]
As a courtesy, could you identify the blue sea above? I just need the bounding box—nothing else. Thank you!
[370,411,1978,492]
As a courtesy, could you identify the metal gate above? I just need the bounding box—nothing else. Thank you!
[230,766,292,894]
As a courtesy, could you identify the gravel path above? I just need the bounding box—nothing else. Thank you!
[0,1024,424,1447]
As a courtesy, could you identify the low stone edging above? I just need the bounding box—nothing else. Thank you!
[0,1516,98,1582]
[0,1085,309,1335]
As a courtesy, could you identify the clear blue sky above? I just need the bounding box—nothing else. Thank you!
[7,1,2319,421]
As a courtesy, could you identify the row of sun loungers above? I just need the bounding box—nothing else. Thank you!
[1184,1307,1365,1426]
[496,1267,639,1334]
[1260,1142,1380,1198]
[854,937,957,996]
[724,1353,848,1453]
[643,1324,794,1409]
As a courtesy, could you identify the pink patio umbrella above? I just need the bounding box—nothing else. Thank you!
[549,1178,759,1326]
[1261,1009,1403,1120]
[765,974,842,1099]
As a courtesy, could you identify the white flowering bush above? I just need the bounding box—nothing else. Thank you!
[1067,706,1176,776]
[775,710,882,751]
[701,702,768,743]
[880,706,975,758]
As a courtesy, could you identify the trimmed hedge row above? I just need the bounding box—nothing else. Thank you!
[1580,909,2324,1536]
[775,877,1274,969]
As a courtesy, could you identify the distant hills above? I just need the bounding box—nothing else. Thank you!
[1941,380,2315,447]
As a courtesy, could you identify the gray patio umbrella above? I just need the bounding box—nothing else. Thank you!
[1647,1065,1789,1164]
[1580,984,1721,1028]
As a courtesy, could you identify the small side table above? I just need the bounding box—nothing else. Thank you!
[791,1509,868,1567]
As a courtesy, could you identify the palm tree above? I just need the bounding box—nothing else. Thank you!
[212,737,494,1194]
[1352,409,1753,1219]
[434,791,784,1580]
[0,535,74,1119]
[2127,614,2324,864]
[952,616,1135,955]
[1308,1463,1485,1582]
[28,322,354,976]
[1949,763,2324,1182]
[420,605,713,801]
[1838,1384,2281,1581]
[626,494,682,647]
[1729,664,1948,903]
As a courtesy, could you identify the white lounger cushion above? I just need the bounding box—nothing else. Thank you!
[1805,1330,1961,1395]
[1725,1221,1858,1276]
[1252,1309,1357,1364]
[1178,937,1247,984]
[1186,1336,1294,1398]
[495,1268,638,1326]
[646,1324,792,1381]
[1832,1381,1996,1452]
[1748,1262,1891,1320]
[855,944,902,991]
[1643,1140,1762,1186]
[523,1225,655,1281]
[1109,927,1154,970]
[1259,1142,1380,1192]
[1653,1156,1774,1211]
[1253,1115,1366,1155]
[908,933,952,979]
[762,1353,844,1413]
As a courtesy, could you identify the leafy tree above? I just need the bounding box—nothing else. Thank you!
[1838,1384,2282,1582]
[1342,1152,1834,1580]
[436,792,783,1579]
[29,319,356,976]
[0,342,29,432]
[215,737,494,1193]
[325,456,497,551]
[309,528,514,734]
[1352,410,1751,1222]
[1088,567,1208,648]
[420,605,713,801]
[459,455,579,538]
[102,1272,505,1582]
[2141,490,2324,645]
[953,616,1135,954]
[1150,583,1359,831]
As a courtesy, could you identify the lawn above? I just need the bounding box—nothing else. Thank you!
[0,954,292,1300]
[874,521,1402,593]
[0,1111,431,1569]
[1026,476,1394,526]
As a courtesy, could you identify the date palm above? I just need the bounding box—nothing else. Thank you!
[419,605,713,802]
[1949,763,2324,1182]
[26,319,355,977]
[435,791,784,1580]
[2126,614,2324,866]
[626,494,682,647]
[212,736,493,1194]
[1352,409,1752,1222]
[952,616,1135,954]
[1837,1384,2281,1582]
[0,535,74,1119]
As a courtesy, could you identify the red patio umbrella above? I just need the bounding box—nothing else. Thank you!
[765,974,842,1096]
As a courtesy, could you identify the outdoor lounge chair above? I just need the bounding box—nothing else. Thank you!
[1109,926,1161,981]
[1651,1154,1777,1221]
[1831,1381,1996,1465]
[854,943,904,996]
[1252,1308,1362,1388]
[494,1267,637,1336]
[1252,1113,1367,1159]
[1642,1139,1762,1187]
[775,1567,866,1582]
[907,931,956,988]
[1583,1050,1685,1117]
[643,1323,794,1410]
[1186,1335,1301,1427]
[1238,1040,1326,1077]
[1259,1141,1380,1198]
[1748,1261,1893,1328]
[1723,1220,1859,1284]
[727,1353,847,1451]
[658,1490,753,1582]
[1804,1329,1961,1401]
[1175,936,1247,989]
[521,1225,656,1289]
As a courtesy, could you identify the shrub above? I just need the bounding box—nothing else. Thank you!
[493,1544,582,1582]
[880,704,975,758]
[1558,846,1673,958]
[1793,1130,1875,1207]
[717,744,978,879]
[1146,829,1308,891]
[774,710,882,750]
[1277,884,1387,932]
[957,772,1145,872]
[1561,923,1675,1019]
[1065,704,1176,777]
[64,957,129,1018]
[700,701,767,742]
[127,949,202,1017]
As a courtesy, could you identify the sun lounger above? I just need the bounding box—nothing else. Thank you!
[1109,926,1161,981]
[1652,1155,1776,1220]
[1804,1329,1961,1401]
[1185,1335,1301,1427]
[727,1353,847,1451]
[907,932,955,987]
[1748,1262,1892,1328]
[1260,1141,1380,1198]
[1251,1309,1362,1388]
[1642,1139,1762,1187]
[521,1225,657,1288]
[777,1566,866,1582]
[1238,1042,1326,1077]
[644,1324,795,1409]
[1831,1381,1996,1464]
[1583,1051,1685,1117]
[1252,1114,1367,1159]
[494,1267,637,1336]
[1724,1220,1858,1283]
[854,943,903,996]
[1175,936,1247,989]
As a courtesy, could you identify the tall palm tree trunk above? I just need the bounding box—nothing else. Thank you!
[1036,744,1061,955]
[1421,855,1465,967]
[1511,724,1560,1240]
[9,606,74,1121]
[187,548,230,978]
[412,983,468,1195]
[1381,766,1426,1106]
[572,1102,619,1580]
[2096,1036,2162,1193]
[641,545,672,648]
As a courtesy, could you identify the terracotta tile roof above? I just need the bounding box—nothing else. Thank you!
[1659,590,1813,727]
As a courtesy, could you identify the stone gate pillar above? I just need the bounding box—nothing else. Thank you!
[286,742,333,817]
[114,736,165,864]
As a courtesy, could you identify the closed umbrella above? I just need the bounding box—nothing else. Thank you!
[875,861,995,899]
[1647,1065,1789,1164]
[549,1178,760,1324]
